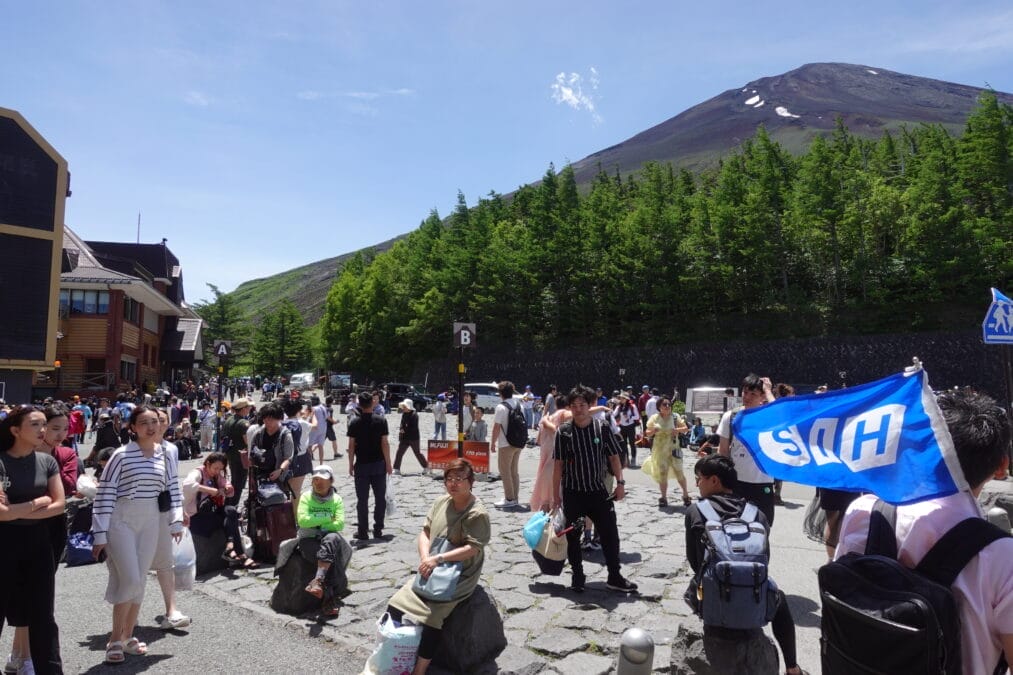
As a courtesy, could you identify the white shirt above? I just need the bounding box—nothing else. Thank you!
[644,396,659,419]
[717,407,773,484]
[493,399,519,449]
[836,492,1013,675]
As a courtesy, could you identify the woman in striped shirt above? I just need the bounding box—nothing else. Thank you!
[90,406,183,664]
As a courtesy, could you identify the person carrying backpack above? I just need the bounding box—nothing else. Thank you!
[685,455,808,675]
[829,389,1013,675]
[490,381,528,509]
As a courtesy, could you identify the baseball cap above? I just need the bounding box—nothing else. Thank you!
[312,465,335,481]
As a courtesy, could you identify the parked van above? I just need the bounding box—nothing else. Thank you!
[464,382,522,412]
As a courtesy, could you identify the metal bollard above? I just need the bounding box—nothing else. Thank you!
[987,507,1012,533]
[616,627,654,675]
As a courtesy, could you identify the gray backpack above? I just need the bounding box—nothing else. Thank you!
[694,499,775,629]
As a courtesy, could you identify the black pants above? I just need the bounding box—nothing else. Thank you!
[733,481,776,527]
[226,452,247,508]
[619,425,638,465]
[354,461,387,535]
[393,438,427,471]
[189,505,243,551]
[385,606,442,660]
[0,522,63,675]
[562,488,622,579]
[299,533,352,596]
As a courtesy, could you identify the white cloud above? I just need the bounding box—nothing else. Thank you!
[550,67,602,124]
[898,9,1013,55]
[183,90,210,107]
[296,88,415,102]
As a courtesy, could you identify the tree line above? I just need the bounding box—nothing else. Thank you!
[204,93,1013,379]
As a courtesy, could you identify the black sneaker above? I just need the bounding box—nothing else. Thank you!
[570,574,586,593]
[606,575,638,592]
[352,530,369,540]
[373,529,383,539]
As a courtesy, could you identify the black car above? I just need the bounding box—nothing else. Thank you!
[383,383,432,412]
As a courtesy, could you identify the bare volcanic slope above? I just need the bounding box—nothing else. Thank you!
[227,62,1011,325]
[569,62,1013,182]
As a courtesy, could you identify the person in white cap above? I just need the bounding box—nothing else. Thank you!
[298,465,350,616]
[393,399,429,476]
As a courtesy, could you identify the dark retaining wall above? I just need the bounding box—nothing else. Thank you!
[412,330,1008,404]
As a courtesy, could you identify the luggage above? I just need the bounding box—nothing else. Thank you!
[251,500,297,562]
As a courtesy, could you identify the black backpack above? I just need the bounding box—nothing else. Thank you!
[504,399,528,448]
[818,499,1009,675]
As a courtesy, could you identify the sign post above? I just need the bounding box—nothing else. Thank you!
[213,341,232,451]
[982,288,1013,478]
[453,323,476,458]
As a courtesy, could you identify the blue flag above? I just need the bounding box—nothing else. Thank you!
[731,368,967,504]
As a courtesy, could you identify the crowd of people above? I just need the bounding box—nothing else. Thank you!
[0,371,1010,675]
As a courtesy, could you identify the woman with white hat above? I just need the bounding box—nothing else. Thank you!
[393,399,430,476]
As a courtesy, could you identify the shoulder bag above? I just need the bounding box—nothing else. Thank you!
[412,535,462,601]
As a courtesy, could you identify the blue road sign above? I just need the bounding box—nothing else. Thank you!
[983,288,1013,344]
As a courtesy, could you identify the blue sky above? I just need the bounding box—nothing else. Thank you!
[5,1,1013,304]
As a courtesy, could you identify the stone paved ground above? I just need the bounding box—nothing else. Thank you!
[191,398,827,674]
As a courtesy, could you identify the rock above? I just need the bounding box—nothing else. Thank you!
[270,539,351,617]
[670,617,779,675]
[430,586,507,673]
[193,528,229,576]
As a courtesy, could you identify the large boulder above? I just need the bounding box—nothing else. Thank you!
[270,537,351,617]
[193,528,229,576]
[670,617,779,675]
[430,586,506,674]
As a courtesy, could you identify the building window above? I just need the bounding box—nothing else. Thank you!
[62,290,109,315]
[142,344,149,366]
[120,359,136,383]
[123,296,140,323]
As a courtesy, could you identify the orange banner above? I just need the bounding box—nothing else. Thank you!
[426,440,490,473]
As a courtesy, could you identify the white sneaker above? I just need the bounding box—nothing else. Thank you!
[392,469,401,476]
[158,611,191,629]
[16,659,33,675]
[493,499,518,508]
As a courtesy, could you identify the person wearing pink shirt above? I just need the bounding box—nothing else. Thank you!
[835,389,1013,675]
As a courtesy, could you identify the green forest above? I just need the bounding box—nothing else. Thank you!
[199,93,1012,377]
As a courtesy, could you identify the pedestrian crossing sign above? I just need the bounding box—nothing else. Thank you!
[983,288,1012,345]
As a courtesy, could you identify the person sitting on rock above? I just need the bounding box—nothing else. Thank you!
[384,458,491,675]
[685,455,808,675]
[182,453,254,568]
[299,465,350,617]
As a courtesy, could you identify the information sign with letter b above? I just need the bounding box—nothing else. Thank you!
[453,323,476,349]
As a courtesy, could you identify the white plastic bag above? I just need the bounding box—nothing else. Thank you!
[173,528,197,591]
[385,475,398,517]
[241,534,254,560]
[361,612,421,675]
[76,474,99,500]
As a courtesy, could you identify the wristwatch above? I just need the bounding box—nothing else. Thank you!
[436,554,445,564]
[617,480,626,485]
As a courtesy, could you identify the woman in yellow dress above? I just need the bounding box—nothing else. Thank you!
[644,397,691,507]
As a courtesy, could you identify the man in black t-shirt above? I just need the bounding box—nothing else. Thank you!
[552,385,637,594]
[223,399,252,507]
[347,391,391,541]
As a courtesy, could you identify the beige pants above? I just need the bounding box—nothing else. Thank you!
[498,445,522,501]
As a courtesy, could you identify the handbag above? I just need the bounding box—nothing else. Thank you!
[157,489,172,512]
[412,536,462,601]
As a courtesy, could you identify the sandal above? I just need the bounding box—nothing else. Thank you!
[105,641,125,664]
[658,497,668,507]
[683,495,693,506]
[123,638,147,656]
[305,578,324,599]
[221,545,240,564]
[236,554,257,569]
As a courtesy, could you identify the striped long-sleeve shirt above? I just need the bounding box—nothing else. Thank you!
[91,441,183,545]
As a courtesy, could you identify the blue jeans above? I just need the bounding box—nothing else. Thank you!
[432,422,446,440]
[353,461,387,534]
[523,408,533,429]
